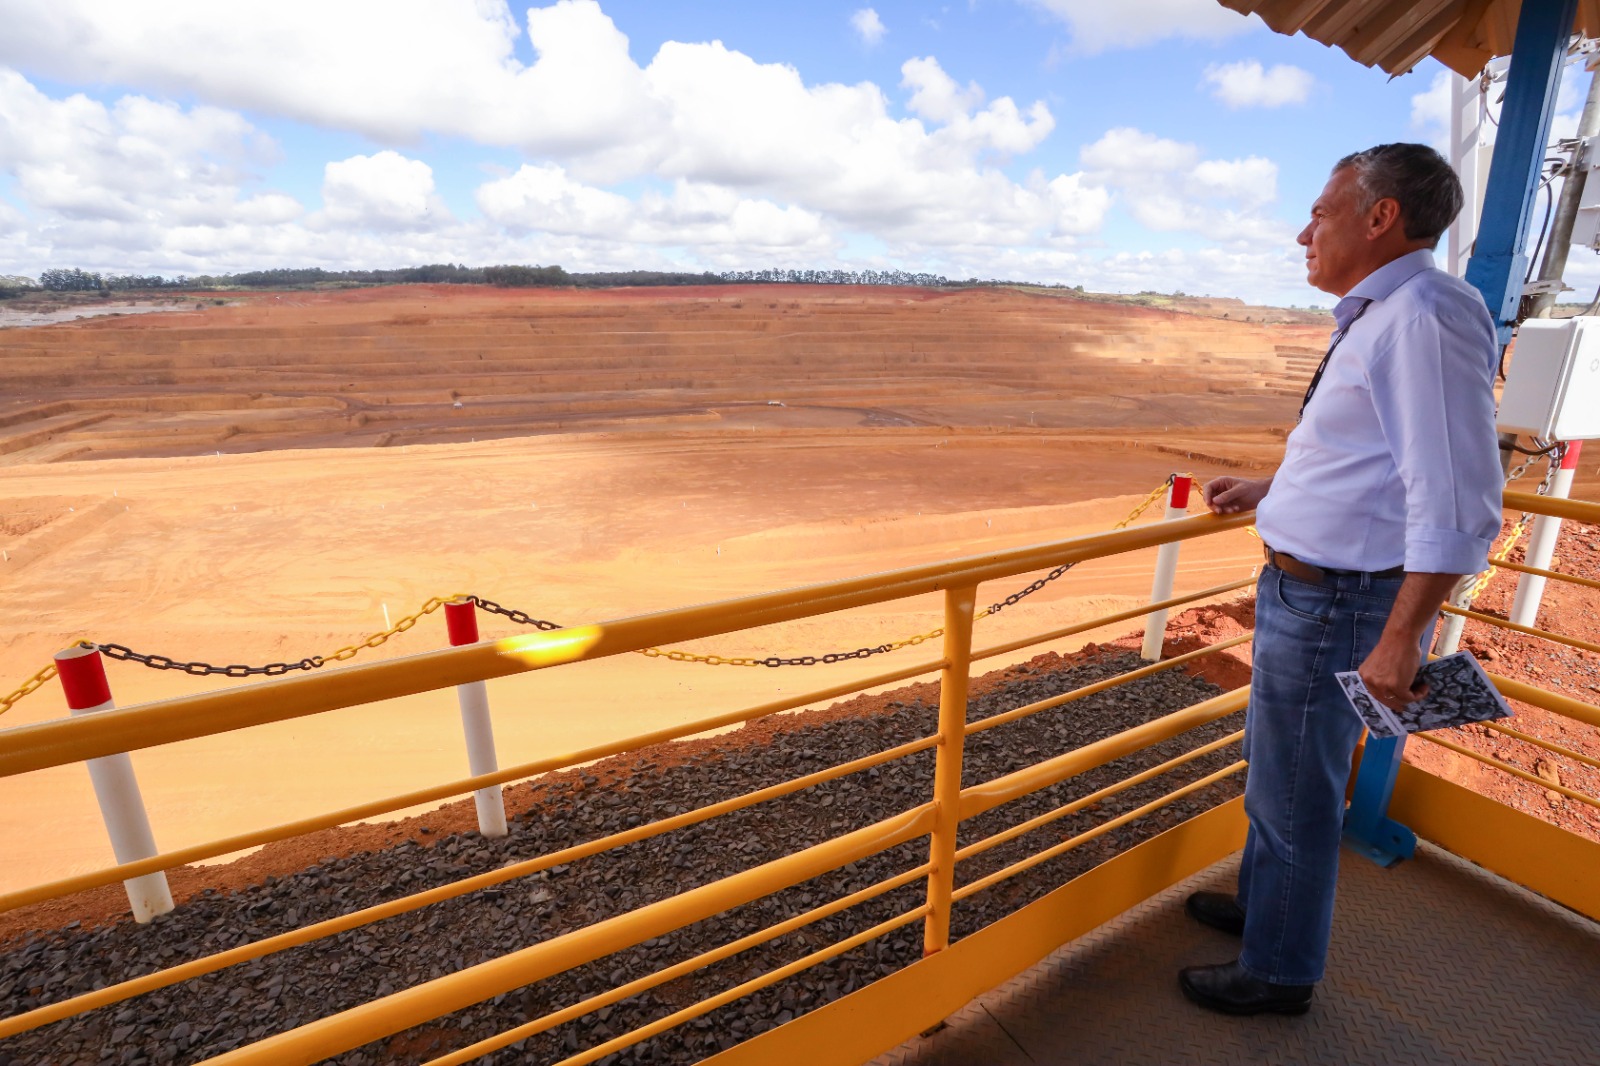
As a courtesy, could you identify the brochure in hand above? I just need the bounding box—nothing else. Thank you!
[1335,651,1514,738]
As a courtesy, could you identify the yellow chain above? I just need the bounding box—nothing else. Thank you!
[1114,480,1174,530]
[1466,515,1530,603]
[637,649,761,666]
[318,594,464,664]
[0,661,61,719]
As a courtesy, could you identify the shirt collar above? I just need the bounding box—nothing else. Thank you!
[1346,247,1434,304]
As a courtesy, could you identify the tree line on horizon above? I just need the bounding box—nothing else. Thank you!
[4,263,1056,296]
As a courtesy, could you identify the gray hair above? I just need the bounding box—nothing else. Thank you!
[1335,143,1464,247]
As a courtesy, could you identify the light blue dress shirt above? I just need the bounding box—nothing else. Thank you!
[1255,249,1503,575]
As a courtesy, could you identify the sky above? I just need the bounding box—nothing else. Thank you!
[0,0,1592,305]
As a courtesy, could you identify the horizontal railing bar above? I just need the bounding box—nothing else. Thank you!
[1414,733,1600,809]
[952,762,1247,902]
[0,512,1251,777]
[542,906,932,1066]
[199,805,937,1066]
[0,734,941,1039]
[953,731,1244,864]
[966,635,1253,738]
[1486,671,1600,730]
[423,863,934,1066]
[1439,604,1600,654]
[1490,557,1600,592]
[1502,490,1600,524]
[0,655,947,915]
[970,577,1254,663]
[957,687,1250,822]
[1480,721,1600,771]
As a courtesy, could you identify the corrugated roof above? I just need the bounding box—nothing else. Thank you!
[1219,0,1600,78]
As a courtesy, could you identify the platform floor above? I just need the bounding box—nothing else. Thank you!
[874,841,1600,1066]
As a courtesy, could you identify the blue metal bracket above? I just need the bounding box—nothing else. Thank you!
[1463,0,1578,346]
[1343,735,1415,867]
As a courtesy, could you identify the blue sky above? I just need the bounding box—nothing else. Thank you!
[0,1,1569,304]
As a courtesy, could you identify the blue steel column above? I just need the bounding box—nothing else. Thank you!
[1464,0,1578,343]
[1343,0,1577,868]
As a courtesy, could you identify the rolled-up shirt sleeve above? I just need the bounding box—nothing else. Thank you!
[1366,301,1503,575]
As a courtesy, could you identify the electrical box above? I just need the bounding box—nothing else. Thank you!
[1572,135,1600,249]
[1498,317,1600,440]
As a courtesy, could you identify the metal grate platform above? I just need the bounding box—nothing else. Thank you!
[873,841,1600,1066]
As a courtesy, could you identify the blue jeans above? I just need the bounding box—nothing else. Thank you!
[1237,565,1415,985]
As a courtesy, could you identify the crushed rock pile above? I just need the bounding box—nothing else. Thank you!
[0,651,1244,1066]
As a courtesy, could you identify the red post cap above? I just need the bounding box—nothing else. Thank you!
[1169,475,1192,510]
[444,599,480,646]
[55,645,112,710]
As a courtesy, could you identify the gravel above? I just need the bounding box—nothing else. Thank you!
[0,651,1244,1066]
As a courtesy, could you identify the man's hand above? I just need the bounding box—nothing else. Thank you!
[1358,632,1427,711]
[1357,571,1464,711]
[1202,476,1271,515]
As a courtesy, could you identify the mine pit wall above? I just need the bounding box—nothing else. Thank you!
[0,286,1330,463]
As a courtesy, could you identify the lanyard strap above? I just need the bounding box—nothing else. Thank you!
[1298,298,1371,423]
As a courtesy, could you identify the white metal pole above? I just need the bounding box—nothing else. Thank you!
[1510,441,1581,627]
[1140,475,1192,661]
[54,645,175,922]
[444,599,507,837]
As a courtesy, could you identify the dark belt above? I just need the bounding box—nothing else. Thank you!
[1263,544,1405,585]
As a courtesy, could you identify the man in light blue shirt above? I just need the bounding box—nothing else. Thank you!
[1179,143,1503,1015]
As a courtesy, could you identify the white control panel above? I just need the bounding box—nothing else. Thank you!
[1498,317,1600,440]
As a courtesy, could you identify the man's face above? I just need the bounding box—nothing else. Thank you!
[1297,167,1377,297]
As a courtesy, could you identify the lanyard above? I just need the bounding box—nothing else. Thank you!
[1298,298,1370,423]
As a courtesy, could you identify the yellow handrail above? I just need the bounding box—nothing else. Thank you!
[958,687,1249,821]
[0,511,1252,778]
[202,805,938,1066]
[1502,489,1600,523]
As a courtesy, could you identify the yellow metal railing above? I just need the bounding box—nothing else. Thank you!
[1,502,1259,1062]
[2,488,1596,1065]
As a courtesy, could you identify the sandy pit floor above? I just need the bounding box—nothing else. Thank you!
[0,283,1595,900]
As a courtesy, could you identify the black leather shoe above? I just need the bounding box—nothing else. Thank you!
[1178,960,1313,1016]
[1185,891,1245,936]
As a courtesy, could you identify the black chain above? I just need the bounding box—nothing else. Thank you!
[468,596,563,631]
[756,645,898,668]
[83,563,1083,677]
[981,562,1077,618]
[93,642,323,677]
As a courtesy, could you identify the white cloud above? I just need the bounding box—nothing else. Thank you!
[0,68,298,237]
[476,164,832,251]
[851,8,887,47]
[320,151,450,231]
[1023,0,1255,53]
[1081,127,1287,245]
[1410,70,1453,153]
[1202,60,1314,108]
[0,3,1092,252]
[0,1,660,155]
[902,56,984,123]
[1081,127,1198,174]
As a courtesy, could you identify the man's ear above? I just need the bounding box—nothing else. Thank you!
[1367,197,1403,240]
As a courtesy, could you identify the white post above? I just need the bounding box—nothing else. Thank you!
[1141,475,1192,661]
[1510,441,1582,627]
[1448,65,1497,279]
[54,645,175,922]
[444,599,507,837]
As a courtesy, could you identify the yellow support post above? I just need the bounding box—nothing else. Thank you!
[923,584,976,956]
